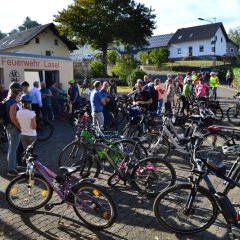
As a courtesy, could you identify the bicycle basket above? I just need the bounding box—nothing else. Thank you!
[172,115,188,126]
[209,100,220,109]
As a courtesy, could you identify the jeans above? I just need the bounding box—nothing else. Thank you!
[212,87,217,100]
[157,99,163,115]
[21,135,37,150]
[92,112,104,130]
[6,125,21,171]
[103,108,112,129]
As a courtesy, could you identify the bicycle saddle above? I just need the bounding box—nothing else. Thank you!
[59,166,80,175]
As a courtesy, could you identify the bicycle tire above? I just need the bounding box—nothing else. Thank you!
[58,140,101,178]
[107,172,121,187]
[131,157,176,197]
[72,182,117,229]
[227,107,240,126]
[37,120,54,141]
[122,124,138,138]
[141,133,170,159]
[153,184,218,234]
[6,174,53,211]
[211,106,223,122]
[198,132,227,160]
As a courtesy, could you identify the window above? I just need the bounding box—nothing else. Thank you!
[230,48,234,53]
[178,35,182,40]
[226,49,228,53]
[177,48,181,54]
[46,51,51,56]
[189,33,193,38]
[211,47,215,52]
[221,37,223,42]
[35,38,39,44]
[54,39,58,46]
[199,45,204,52]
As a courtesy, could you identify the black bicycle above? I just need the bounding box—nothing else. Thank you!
[227,93,240,126]
[153,138,240,239]
[36,117,54,141]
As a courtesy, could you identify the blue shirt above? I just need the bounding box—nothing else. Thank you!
[90,89,104,112]
[70,84,82,106]
[40,88,52,106]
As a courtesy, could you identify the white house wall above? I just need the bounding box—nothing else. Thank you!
[4,30,70,56]
[169,27,227,59]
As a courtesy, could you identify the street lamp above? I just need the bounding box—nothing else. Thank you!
[198,17,216,66]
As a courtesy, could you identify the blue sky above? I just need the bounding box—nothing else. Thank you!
[0,0,239,35]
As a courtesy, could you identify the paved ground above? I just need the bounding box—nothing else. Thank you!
[0,86,239,240]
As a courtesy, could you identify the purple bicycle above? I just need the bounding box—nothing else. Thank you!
[5,142,117,230]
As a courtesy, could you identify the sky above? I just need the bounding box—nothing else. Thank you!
[0,0,239,35]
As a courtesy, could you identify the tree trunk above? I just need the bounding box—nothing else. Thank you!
[102,44,108,77]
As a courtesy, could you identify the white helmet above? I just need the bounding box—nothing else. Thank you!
[222,144,240,155]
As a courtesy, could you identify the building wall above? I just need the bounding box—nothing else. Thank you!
[3,29,70,57]
[0,53,73,89]
[169,27,227,59]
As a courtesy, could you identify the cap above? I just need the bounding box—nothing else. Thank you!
[68,79,74,84]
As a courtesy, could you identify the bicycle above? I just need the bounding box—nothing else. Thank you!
[36,116,54,141]
[153,139,240,239]
[6,142,117,230]
[227,93,240,126]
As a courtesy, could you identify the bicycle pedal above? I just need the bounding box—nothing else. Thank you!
[44,203,54,211]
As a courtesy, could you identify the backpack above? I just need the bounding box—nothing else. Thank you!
[0,100,8,125]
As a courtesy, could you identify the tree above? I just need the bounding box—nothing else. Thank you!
[0,31,7,40]
[107,50,120,64]
[111,54,137,82]
[54,0,156,76]
[149,48,169,67]
[137,51,150,65]
[228,27,240,47]
[18,17,41,31]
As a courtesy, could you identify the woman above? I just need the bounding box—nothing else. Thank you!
[5,82,23,176]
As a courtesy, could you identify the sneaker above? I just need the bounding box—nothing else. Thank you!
[7,170,18,177]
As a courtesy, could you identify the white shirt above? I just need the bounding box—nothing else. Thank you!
[30,87,42,107]
[16,109,37,136]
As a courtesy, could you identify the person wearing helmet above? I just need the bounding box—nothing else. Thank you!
[16,94,37,151]
[5,82,23,176]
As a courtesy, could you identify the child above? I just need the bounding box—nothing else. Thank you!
[16,94,37,150]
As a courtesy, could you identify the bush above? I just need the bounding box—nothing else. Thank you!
[127,69,147,87]
[111,55,137,83]
[90,60,105,77]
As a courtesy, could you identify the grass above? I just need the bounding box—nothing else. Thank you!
[117,86,132,93]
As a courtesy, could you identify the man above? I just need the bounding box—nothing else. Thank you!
[40,82,54,122]
[20,81,30,94]
[29,81,42,118]
[0,85,8,102]
[209,72,219,100]
[100,81,112,129]
[90,81,107,130]
[109,79,117,96]
[180,78,191,115]
[133,80,152,107]
[70,79,82,112]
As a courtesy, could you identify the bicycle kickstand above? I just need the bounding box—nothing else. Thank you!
[58,204,72,228]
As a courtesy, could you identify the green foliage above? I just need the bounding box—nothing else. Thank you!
[54,0,156,76]
[149,48,169,67]
[90,60,105,78]
[0,31,6,40]
[111,55,137,83]
[127,69,147,87]
[137,51,150,65]
[107,50,120,64]
[18,17,41,31]
[228,27,240,47]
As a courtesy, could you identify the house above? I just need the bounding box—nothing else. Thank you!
[168,22,238,61]
[0,23,77,88]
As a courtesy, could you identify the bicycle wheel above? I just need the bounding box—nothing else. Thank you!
[72,182,117,229]
[211,107,223,122]
[122,124,140,138]
[153,184,218,234]
[141,133,170,159]
[37,120,54,141]
[227,107,240,126]
[131,157,176,197]
[6,174,53,211]
[58,141,100,178]
[198,133,227,160]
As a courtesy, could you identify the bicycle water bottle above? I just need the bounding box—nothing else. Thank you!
[236,209,240,221]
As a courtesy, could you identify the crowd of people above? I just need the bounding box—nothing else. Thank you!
[127,71,220,116]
